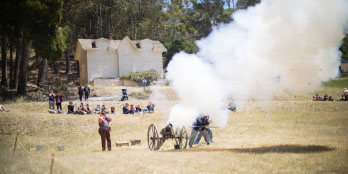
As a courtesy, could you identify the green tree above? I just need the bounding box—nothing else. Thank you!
[16,0,64,95]
[186,0,232,39]
[163,39,197,68]
[236,0,260,9]
[340,35,348,61]
[32,26,68,88]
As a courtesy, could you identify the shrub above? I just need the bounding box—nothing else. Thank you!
[120,70,159,83]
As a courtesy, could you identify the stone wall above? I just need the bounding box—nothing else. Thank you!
[93,78,141,87]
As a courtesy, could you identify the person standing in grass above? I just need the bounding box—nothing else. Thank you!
[84,85,90,101]
[98,112,112,151]
[55,91,64,112]
[142,78,147,90]
[78,84,83,101]
[48,89,55,110]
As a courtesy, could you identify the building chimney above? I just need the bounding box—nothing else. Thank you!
[108,32,113,40]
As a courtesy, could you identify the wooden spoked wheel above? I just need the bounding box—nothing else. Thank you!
[147,124,160,151]
[178,127,188,149]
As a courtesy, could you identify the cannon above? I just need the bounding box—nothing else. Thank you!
[147,123,188,151]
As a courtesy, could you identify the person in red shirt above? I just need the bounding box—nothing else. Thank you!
[55,91,64,111]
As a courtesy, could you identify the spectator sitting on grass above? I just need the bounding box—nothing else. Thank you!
[110,107,116,114]
[123,103,134,114]
[0,105,9,112]
[146,101,155,113]
[130,104,136,113]
[344,88,348,101]
[337,95,345,101]
[315,94,322,101]
[77,102,87,115]
[323,95,329,101]
[86,104,92,114]
[101,104,108,113]
[135,105,142,113]
[67,101,75,114]
[95,104,101,114]
[328,96,334,101]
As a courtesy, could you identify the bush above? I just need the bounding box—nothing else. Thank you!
[120,70,159,83]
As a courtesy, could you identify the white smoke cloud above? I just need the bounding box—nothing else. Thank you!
[166,0,348,127]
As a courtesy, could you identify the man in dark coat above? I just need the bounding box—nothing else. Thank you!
[78,85,83,101]
[84,85,90,101]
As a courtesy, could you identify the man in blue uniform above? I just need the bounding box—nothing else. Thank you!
[189,114,212,148]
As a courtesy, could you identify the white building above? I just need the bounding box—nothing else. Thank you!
[74,36,167,85]
[341,59,348,73]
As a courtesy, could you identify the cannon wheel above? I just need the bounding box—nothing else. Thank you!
[147,124,160,151]
[178,127,188,149]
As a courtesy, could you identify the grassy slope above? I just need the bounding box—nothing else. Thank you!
[323,78,348,88]
[0,87,348,174]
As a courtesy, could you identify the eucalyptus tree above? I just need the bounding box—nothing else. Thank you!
[16,0,64,95]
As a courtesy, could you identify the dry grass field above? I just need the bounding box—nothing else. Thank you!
[0,85,348,174]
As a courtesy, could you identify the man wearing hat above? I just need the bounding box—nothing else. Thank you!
[344,88,348,101]
[98,112,112,151]
[189,114,212,148]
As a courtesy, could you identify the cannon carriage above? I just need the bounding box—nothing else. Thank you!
[147,124,189,151]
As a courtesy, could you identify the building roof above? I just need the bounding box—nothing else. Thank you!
[77,36,167,52]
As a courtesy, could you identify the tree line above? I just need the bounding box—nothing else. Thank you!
[1,0,347,97]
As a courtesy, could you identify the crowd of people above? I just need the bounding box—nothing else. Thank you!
[313,88,348,101]
[49,101,156,115]
[312,94,334,101]
[45,84,212,151]
[43,84,348,151]
[47,86,157,116]
[122,101,155,114]
[45,87,157,151]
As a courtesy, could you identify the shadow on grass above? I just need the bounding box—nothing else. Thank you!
[163,144,335,154]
